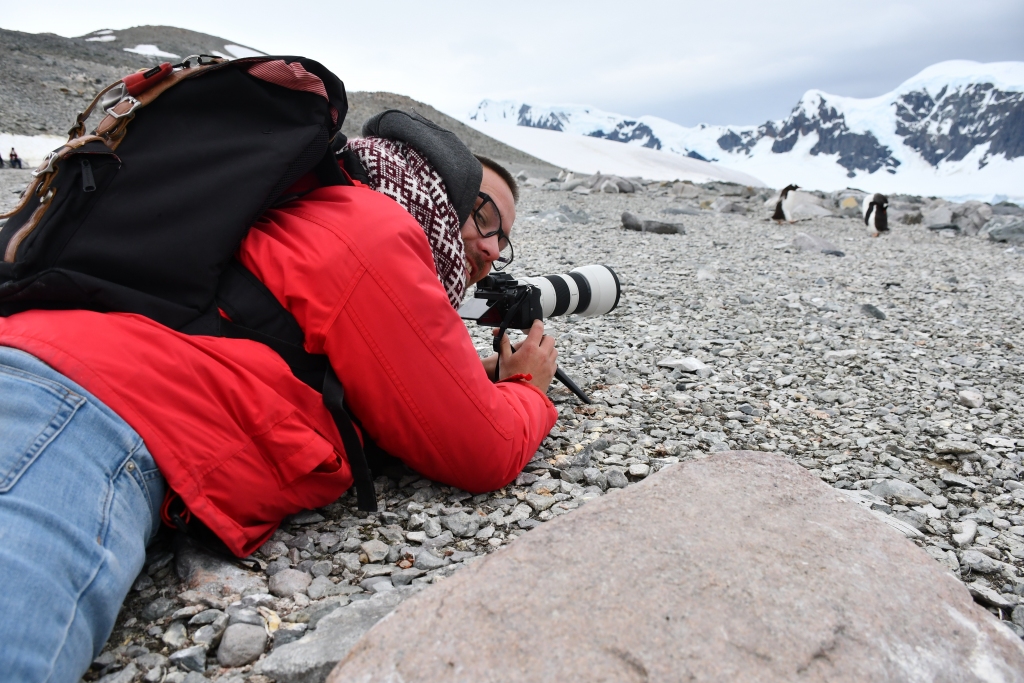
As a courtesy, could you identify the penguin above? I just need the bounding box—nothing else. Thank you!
[862,193,889,236]
[772,184,800,223]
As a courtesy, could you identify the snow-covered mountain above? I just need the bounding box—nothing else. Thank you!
[469,61,1024,202]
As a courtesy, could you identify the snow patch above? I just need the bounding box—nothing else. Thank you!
[123,44,181,59]
[85,35,116,42]
[223,44,265,59]
[0,133,68,167]
[467,121,765,186]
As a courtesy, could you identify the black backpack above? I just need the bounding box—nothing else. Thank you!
[0,55,380,513]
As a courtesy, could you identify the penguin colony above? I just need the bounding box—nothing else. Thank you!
[771,185,891,238]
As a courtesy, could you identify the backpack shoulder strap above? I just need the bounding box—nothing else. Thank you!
[215,260,377,511]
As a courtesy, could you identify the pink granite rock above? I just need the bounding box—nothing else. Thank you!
[330,451,1024,682]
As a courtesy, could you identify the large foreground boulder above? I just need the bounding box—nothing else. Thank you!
[330,451,1024,682]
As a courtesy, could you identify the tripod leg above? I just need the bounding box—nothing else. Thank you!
[554,367,592,404]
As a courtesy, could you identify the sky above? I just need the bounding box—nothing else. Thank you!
[3,0,1023,127]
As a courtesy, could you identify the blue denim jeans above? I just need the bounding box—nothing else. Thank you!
[0,346,166,682]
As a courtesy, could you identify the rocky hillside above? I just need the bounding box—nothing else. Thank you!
[0,25,559,177]
[0,26,264,136]
[470,61,1024,201]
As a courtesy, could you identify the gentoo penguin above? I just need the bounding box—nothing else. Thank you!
[862,193,889,236]
[772,184,800,222]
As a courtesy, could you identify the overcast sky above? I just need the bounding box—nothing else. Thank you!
[4,0,1023,126]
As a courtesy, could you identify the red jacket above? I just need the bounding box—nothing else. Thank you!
[0,183,556,556]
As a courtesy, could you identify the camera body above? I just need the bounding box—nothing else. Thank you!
[466,272,544,329]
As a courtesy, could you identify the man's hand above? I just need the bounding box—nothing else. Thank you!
[492,320,557,391]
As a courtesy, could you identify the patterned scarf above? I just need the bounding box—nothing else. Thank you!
[346,137,467,308]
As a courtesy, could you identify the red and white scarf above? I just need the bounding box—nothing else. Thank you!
[346,137,467,308]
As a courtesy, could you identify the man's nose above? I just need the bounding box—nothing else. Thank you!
[479,234,501,262]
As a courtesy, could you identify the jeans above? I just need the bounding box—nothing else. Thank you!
[0,346,166,682]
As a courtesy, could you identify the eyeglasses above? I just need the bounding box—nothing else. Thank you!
[472,192,514,271]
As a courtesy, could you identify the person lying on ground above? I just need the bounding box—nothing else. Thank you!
[0,121,557,682]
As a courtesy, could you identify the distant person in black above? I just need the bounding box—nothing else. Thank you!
[9,148,22,169]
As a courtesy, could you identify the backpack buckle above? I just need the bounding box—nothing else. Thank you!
[174,54,222,69]
[32,147,68,177]
[105,96,142,120]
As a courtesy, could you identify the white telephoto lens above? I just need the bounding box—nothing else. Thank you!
[518,265,620,319]
[571,265,620,317]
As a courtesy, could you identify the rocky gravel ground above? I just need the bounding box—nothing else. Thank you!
[3,168,1024,681]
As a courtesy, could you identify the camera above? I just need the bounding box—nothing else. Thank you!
[458,264,621,328]
[457,264,620,405]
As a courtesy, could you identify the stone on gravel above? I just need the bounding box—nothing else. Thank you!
[284,596,351,629]
[604,467,628,488]
[621,211,683,234]
[141,596,178,622]
[413,550,446,571]
[861,303,887,320]
[329,452,1024,682]
[986,217,1024,244]
[269,568,312,597]
[969,583,1018,610]
[525,492,557,512]
[188,609,224,626]
[941,471,976,489]
[869,479,931,506]
[310,559,333,577]
[135,653,169,672]
[226,606,263,626]
[307,575,350,600]
[628,463,651,478]
[359,575,394,594]
[711,197,746,214]
[162,621,188,649]
[217,623,268,667]
[192,618,228,647]
[781,193,835,221]
[958,389,985,408]
[168,645,207,673]
[359,539,389,563]
[792,232,843,256]
[274,623,308,649]
[175,537,267,597]
[952,519,979,547]
[441,511,481,538]
[255,586,421,683]
[951,201,993,236]
[657,356,707,373]
[97,663,139,683]
[960,550,1009,575]
[935,440,979,455]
